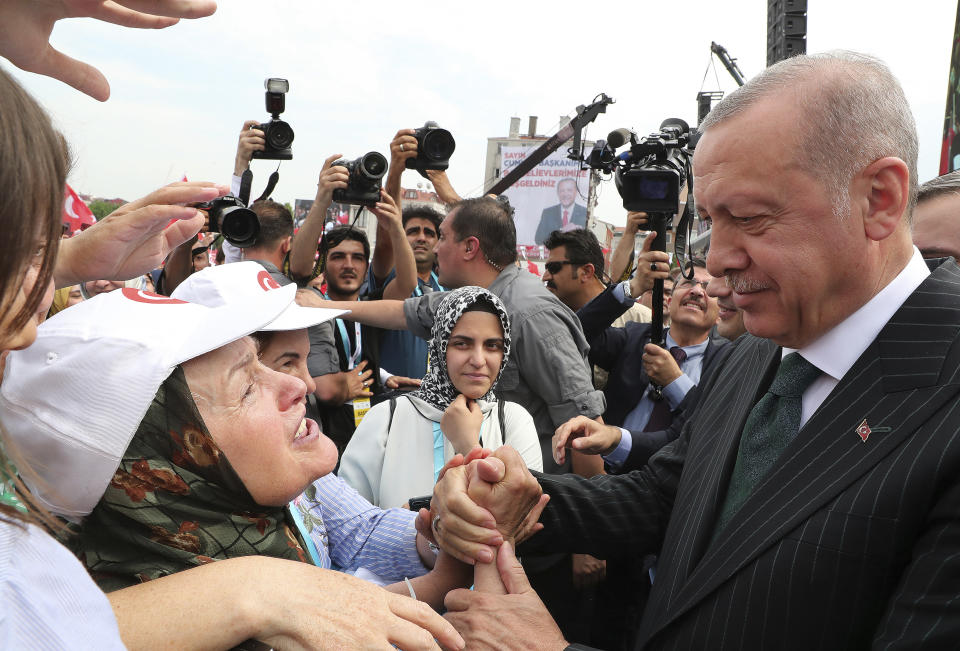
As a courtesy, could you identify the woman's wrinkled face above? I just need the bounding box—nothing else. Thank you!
[0,241,55,353]
[445,310,505,400]
[182,337,338,506]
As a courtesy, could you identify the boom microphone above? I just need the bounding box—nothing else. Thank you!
[606,128,634,149]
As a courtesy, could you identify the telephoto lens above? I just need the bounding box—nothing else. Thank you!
[406,121,455,176]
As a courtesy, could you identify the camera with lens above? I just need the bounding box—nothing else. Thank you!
[252,78,294,161]
[199,196,260,248]
[332,152,389,206]
[586,119,695,214]
[405,121,456,177]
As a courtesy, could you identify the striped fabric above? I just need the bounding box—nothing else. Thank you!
[294,474,426,581]
[528,259,960,650]
[0,520,125,649]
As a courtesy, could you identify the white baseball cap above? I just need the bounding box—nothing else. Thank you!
[0,262,324,519]
[172,261,348,330]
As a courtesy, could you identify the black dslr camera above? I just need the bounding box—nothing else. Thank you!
[405,121,456,178]
[332,152,389,206]
[251,78,294,161]
[586,119,695,214]
[199,196,260,248]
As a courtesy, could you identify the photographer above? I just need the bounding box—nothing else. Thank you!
[288,153,416,300]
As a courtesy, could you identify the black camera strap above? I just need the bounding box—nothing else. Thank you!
[256,169,281,203]
[238,169,253,206]
[238,167,281,207]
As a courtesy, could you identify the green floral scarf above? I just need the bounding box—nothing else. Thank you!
[72,367,308,592]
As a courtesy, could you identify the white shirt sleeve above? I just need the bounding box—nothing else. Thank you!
[500,402,544,472]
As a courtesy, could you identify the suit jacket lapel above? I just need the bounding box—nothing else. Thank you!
[643,261,960,641]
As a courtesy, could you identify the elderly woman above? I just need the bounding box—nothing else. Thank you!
[339,286,542,508]
[0,67,461,650]
[5,262,469,607]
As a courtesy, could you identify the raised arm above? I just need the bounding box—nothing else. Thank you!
[609,211,647,282]
[289,154,348,281]
[426,169,462,206]
[297,290,409,330]
[54,182,226,288]
[232,120,265,177]
[371,189,417,300]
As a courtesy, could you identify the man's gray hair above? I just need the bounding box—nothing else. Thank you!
[917,170,960,205]
[700,51,918,220]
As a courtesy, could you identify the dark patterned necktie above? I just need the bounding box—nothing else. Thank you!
[714,352,822,533]
[643,346,688,432]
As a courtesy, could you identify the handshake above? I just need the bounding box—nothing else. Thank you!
[415,447,573,650]
[414,446,548,565]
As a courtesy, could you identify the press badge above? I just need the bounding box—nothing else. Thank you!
[352,397,371,427]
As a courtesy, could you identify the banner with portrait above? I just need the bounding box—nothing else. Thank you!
[499,147,591,246]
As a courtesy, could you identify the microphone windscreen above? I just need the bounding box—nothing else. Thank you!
[606,128,633,149]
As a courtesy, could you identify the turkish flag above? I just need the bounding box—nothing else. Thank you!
[62,183,96,234]
[527,260,540,276]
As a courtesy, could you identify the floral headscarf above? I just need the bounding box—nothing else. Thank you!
[410,286,511,411]
[72,366,308,592]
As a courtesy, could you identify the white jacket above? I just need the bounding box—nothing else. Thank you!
[338,395,543,508]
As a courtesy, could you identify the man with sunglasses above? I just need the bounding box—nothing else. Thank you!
[542,229,651,325]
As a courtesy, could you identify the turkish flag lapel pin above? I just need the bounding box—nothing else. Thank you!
[855,419,872,443]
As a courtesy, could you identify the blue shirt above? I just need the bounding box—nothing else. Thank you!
[290,474,427,581]
[368,268,443,378]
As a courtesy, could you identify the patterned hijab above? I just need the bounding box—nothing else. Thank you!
[72,366,308,592]
[411,286,512,411]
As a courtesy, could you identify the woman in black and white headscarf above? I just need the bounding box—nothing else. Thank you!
[339,286,542,508]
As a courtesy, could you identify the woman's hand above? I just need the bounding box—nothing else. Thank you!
[441,395,484,455]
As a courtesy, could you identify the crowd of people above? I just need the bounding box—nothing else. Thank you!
[2,3,960,650]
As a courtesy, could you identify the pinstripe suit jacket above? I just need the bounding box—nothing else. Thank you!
[526,258,960,649]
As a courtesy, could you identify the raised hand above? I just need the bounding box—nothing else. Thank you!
[0,1,217,101]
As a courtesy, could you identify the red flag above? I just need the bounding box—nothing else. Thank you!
[181,174,189,182]
[62,184,96,234]
[527,260,540,276]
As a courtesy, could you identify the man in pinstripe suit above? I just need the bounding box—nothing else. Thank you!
[434,51,960,650]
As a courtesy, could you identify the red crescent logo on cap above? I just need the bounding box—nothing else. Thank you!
[121,288,187,304]
[257,270,281,291]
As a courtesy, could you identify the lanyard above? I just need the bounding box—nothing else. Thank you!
[413,272,444,297]
[286,502,324,567]
[336,319,363,370]
[431,422,445,484]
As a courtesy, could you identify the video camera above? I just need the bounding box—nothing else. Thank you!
[580,118,699,356]
[199,196,260,248]
[332,152,389,206]
[405,121,456,177]
[585,119,695,214]
[251,78,294,161]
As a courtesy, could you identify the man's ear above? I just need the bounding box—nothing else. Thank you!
[462,236,482,262]
[279,235,292,256]
[857,156,909,242]
[578,263,596,284]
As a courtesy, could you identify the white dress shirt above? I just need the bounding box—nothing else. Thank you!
[789,247,930,427]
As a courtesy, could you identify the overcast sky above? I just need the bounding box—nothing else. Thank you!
[4,0,955,227]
